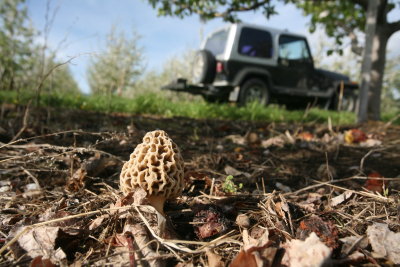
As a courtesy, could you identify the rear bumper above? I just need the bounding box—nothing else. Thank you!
[162,78,232,97]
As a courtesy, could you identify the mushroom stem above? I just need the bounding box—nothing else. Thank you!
[147,195,166,216]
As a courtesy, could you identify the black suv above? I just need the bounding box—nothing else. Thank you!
[164,23,358,111]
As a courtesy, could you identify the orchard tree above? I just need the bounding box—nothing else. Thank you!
[87,26,144,96]
[0,0,34,91]
[297,0,399,121]
[136,49,202,101]
[148,0,400,121]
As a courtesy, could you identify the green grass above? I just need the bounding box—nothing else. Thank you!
[1,90,398,125]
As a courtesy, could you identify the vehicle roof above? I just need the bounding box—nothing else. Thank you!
[205,22,306,39]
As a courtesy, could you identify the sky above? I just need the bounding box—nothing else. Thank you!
[26,0,400,94]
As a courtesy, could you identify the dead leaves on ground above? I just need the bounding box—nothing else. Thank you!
[1,106,400,266]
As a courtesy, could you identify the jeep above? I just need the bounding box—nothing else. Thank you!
[163,23,358,111]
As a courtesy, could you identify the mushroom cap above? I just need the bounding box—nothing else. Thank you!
[120,130,185,200]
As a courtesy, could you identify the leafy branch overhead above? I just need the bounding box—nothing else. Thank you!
[148,0,278,22]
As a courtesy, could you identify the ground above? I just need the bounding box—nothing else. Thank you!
[0,104,399,266]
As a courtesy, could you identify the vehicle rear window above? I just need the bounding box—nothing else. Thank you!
[204,29,229,56]
[238,27,273,58]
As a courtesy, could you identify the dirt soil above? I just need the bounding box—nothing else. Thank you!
[1,104,400,266]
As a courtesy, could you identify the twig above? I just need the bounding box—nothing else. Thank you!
[360,148,386,172]
[0,130,84,149]
[124,231,136,267]
[22,167,42,190]
[10,100,31,142]
[384,113,400,128]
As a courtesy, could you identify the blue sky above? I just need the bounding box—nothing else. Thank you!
[26,0,399,94]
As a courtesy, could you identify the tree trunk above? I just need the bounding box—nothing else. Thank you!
[358,0,378,123]
[368,27,389,121]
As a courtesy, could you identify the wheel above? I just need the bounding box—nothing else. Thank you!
[192,50,216,84]
[335,93,357,112]
[238,78,270,106]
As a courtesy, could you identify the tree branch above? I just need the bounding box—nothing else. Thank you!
[213,0,271,19]
[388,20,400,36]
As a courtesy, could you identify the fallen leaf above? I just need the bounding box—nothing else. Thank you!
[297,215,339,249]
[364,172,386,193]
[367,222,400,264]
[206,248,224,267]
[89,216,106,230]
[331,191,353,207]
[261,136,285,148]
[339,236,368,255]
[224,165,243,176]
[360,138,382,147]
[275,182,292,193]
[230,249,258,267]
[282,232,331,267]
[24,183,40,191]
[344,129,367,144]
[193,205,228,240]
[29,256,56,267]
[235,214,250,229]
[297,132,314,141]
[225,135,246,145]
[14,226,66,264]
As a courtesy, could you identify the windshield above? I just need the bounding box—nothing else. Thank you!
[204,29,229,56]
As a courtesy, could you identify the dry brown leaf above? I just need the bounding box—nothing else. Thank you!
[297,215,339,249]
[331,191,353,207]
[225,134,246,145]
[367,222,400,264]
[16,226,66,263]
[29,256,56,267]
[230,249,258,267]
[364,172,386,193]
[224,165,244,176]
[297,132,314,141]
[206,248,224,267]
[282,232,331,267]
[88,216,106,230]
[360,138,382,147]
[275,182,292,193]
[261,136,285,148]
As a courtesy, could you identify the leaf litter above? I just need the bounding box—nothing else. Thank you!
[0,104,400,266]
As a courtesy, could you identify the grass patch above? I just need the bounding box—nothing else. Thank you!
[2,90,397,125]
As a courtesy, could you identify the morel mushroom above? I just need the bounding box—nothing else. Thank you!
[120,130,185,215]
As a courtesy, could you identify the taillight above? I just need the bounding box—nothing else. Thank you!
[216,61,224,73]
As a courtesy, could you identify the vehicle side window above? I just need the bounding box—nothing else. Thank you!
[238,27,273,59]
[278,35,311,61]
[205,29,229,56]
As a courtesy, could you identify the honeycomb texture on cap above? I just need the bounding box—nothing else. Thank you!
[120,130,184,199]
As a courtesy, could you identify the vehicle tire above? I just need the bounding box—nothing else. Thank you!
[192,50,216,84]
[238,78,270,106]
[335,93,357,112]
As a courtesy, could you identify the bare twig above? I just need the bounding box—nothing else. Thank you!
[10,100,31,142]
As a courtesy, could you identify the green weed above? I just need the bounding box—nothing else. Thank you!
[222,175,243,194]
